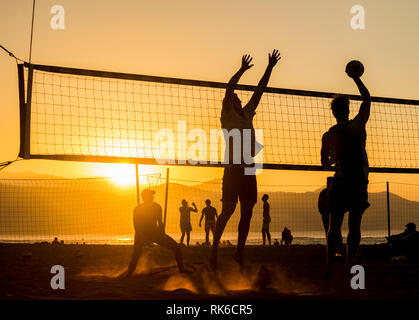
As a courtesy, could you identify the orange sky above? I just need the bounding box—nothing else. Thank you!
[0,0,418,187]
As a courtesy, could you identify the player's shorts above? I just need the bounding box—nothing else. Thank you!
[329,177,370,215]
[180,222,192,233]
[205,220,216,233]
[221,168,257,203]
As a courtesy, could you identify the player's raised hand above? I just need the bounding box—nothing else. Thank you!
[268,49,281,68]
[241,54,254,71]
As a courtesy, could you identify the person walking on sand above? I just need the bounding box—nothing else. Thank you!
[179,199,198,247]
[199,199,218,245]
[125,189,186,277]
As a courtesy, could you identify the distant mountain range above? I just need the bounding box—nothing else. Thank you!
[0,171,64,180]
[0,176,417,240]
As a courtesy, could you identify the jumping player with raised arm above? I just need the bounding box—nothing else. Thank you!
[210,50,281,269]
[321,65,371,268]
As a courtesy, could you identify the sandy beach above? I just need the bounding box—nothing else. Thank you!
[1,243,418,300]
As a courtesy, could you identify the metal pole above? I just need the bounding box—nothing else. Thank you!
[386,181,391,237]
[135,164,140,205]
[29,0,36,63]
[163,168,170,232]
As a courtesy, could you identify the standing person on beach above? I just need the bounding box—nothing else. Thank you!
[179,200,198,247]
[199,199,218,245]
[125,189,186,277]
[210,50,281,269]
[261,194,271,246]
[321,63,371,267]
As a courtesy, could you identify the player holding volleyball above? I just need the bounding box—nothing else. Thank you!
[210,50,281,269]
[321,61,371,268]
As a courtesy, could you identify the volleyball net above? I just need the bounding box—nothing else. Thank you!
[17,63,419,173]
[1,176,418,245]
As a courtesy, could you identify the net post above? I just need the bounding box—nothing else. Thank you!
[163,168,170,232]
[23,64,34,159]
[386,181,391,237]
[135,164,140,206]
[17,64,26,158]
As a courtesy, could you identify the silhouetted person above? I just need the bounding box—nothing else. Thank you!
[199,199,218,245]
[261,194,271,246]
[52,237,59,244]
[281,227,293,246]
[210,50,281,269]
[387,222,419,261]
[179,199,198,247]
[321,67,371,266]
[387,222,417,243]
[126,189,185,276]
[273,239,280,247]
[318,177,343,251]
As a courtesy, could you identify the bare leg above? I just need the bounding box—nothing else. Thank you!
[180,231,185,245]
[210,201,236,269]
[267,229,271,246]
[186,231,190,247]
[321,213,330,238]
[205,227,210,244]
[127,236,145,276]
[155,234,185,271]
[262,230,266,246]
[209,223,215,244]
[327,212,345,265]
[235,201,255,266]
[347,210,363,264]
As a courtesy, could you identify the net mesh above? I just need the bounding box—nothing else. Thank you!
[1,176,417,245]
[24,65,419,170]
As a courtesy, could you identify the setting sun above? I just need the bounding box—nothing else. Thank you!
[107,164,136,186]
[94,163,163,186]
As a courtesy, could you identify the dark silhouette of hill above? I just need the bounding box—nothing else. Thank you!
[0,178,417,240]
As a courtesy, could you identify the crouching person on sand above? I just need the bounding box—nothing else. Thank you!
[124,189,187,277]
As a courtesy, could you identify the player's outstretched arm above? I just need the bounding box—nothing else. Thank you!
[191,202,198,212]
[351,76,371,124]
[248,49,281,110]
[225,55,253,100]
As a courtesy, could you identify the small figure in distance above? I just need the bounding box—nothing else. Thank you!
[321,60,371,268]
[261,194,271,246]
[273,239,280,247]
[387,222,419,261]
[281,227,293,246]
[199,199,218,246]
[124,189,186,277]
[52,237,59,244]
[179,199,198,247]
